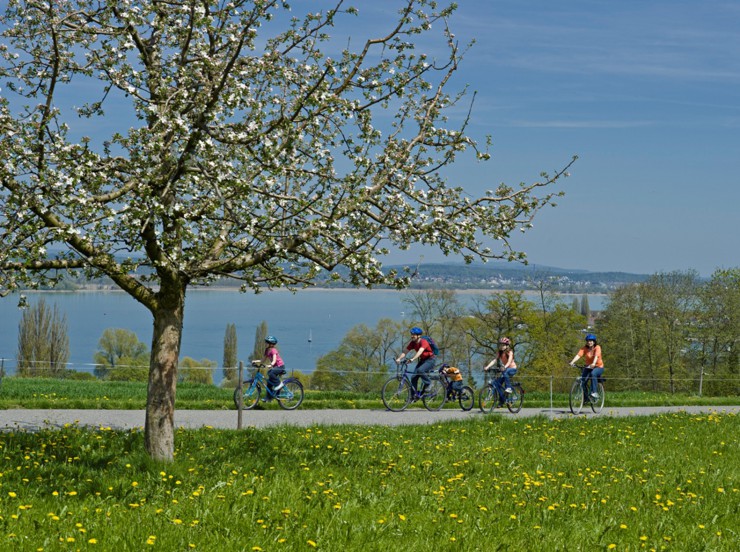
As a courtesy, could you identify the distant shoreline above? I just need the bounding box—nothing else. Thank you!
[14,286,609,298]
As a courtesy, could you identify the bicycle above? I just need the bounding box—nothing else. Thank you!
[381,359,446,412]
[478,369,524,414]
[569,364,605,414]
[233,361,304,410]
[438,364,475,411]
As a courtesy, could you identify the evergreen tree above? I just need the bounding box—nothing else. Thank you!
[222,323,238,384]
[252,322,269,363]
[580,294,591,320]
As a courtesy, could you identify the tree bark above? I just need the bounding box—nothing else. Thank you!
[145,283,186,462]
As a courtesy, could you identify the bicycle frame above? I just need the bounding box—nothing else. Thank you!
[479,370,524,414]
[569,365,604,414]
[381,360,446,412]
[234,364,304,411]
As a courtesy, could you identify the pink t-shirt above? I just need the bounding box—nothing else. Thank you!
[264,347,284,367]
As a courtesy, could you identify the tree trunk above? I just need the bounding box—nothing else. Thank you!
[145,283,186,462]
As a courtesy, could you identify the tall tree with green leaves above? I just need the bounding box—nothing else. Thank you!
[313,318,400,391]
[0,1,572,461]
[179,357,215,385]
[402,289,461,360]
[93,328,150,380]
[222,323,238,384]
[16,298,69,377]
[695,268,740,395]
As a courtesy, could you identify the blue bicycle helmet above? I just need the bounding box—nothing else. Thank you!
[265,335,278,344]
[409,327,423,335]
[585,333,597,342]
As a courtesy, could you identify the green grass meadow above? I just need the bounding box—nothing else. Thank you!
[0,412,737,551]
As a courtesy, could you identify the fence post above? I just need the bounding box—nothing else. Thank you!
[698,366,704,397]
[237,361,243,430]
[549,375,553,412]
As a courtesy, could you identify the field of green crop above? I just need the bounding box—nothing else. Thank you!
[0,412,737,551]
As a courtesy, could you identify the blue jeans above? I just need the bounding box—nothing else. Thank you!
[267,366,286,390]
[412,357,436,392]
[581,367,604,395]
[493,368,517,400]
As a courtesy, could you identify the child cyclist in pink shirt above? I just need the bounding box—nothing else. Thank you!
[263,335,286,399]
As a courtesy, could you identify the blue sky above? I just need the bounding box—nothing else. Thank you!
[379,0,740,276]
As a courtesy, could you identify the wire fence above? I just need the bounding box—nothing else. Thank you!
[2,358,739,400]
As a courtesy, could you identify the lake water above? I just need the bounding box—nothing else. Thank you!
[0,289,607,376]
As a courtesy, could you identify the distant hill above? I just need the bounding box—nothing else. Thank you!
[307,261,650,293]
[386,262,649,292]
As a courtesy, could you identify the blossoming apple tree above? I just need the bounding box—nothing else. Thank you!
[0,0,574,461]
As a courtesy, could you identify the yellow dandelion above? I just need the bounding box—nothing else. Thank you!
[308,540,317,548]
[717,488,724,493]
[510,514,517,520]
[620,524,628,529]
[88,538,98,544]
[639,536,648,541]
[608,545,616,550]
[398,514,407,521]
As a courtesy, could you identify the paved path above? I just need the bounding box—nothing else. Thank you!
[1,405,738,431]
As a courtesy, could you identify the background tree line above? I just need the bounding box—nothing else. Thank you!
[309,269,740,396]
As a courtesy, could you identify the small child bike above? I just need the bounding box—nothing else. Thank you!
[439,364,475,411]
[233,361,304,410]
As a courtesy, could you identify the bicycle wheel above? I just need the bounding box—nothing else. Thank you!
[478,386,498,413]
[458,385,475,411]
[233,379,260,410]
[382,376,412,412]
[276,379,304,410]
[423,379,446,412]
[569,379,585,414]
[506,383,523,414]
[590,382,605,414]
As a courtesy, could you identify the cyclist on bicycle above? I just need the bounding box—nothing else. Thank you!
[484,337,518,397]
[395,327,436,395]
[262,335,286,399]
[569,333,604,399]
